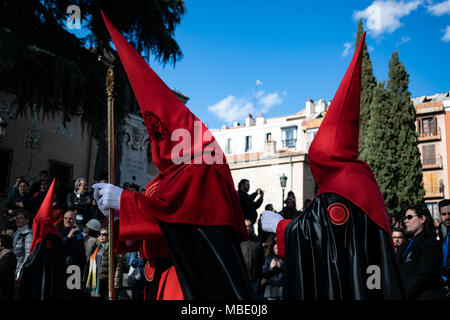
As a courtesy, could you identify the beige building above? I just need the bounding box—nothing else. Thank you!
[211,99,328,214]
[0,88,98,205]
[412,92,450,218]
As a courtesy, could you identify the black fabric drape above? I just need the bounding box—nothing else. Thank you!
[15,233,66,300]
[283,192,405,300]
[159,222,259,300]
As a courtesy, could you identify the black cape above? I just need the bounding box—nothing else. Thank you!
[159,222,259,300]
[15,233,66,300]
[283,192,405,300]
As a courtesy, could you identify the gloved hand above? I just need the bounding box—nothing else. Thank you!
[260,210,284,233]
[92,183,123,216]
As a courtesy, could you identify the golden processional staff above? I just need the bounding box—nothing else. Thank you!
[99,47,116,300]
[105,66,115,301]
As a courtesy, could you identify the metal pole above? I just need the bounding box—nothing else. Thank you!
[282,188,285,211]
[106,66,115,300]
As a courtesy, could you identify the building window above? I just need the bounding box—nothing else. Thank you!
[427,202,439,220]
[423,172,438,195]
[225,138,232,154]
[307,128,319,148]
[422,144,436,165]
[266,133,272,142]
[245,136,252,152]
[0,148,12,196]
[281,126,297,148]
[418,117,437,137]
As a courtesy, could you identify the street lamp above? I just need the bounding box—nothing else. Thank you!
[280,173,288,210]
[0,117,7,141]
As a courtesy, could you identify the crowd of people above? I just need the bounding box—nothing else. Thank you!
[0,170,144,300]
[0,172,449,300]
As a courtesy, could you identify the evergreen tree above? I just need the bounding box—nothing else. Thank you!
[387,51,425,213]
[364,81,399,214]
[0,0,186,138]
[355,19,377,161]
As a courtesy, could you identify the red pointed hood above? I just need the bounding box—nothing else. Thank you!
[101,11,225,172]
[29,178,60,253]
[101,12,248,241]
[308,33,391,235]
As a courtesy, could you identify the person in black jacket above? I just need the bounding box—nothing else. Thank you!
[396,204,444,300]
[0,234,17,300]
[56,210,87,300]
[261,241,283,300]
[237,179,263,224]
[66,178,95,228]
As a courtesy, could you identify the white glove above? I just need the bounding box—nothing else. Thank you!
[260,210,284,233]
[92,183,123,216]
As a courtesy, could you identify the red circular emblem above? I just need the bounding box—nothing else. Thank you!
[144,259,156,282]
[327,203,349,225]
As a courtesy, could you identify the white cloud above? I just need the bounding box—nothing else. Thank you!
[428,0,450,15]
[208,96,254,124]
[255,90,265,99]
[342,42,352,57]
[208,91,284,124]
[258,92,283,113]
[442,25,450,41]
[255,79,263,86]
[353,0,423,37]
[367,45,375,52]
[396,36,412,45]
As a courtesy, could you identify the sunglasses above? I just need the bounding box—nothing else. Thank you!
[100,233,109,236]
[404,214,419,221]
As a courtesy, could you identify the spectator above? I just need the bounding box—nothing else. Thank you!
[281,197,299,219]
[240,218,265,295]
[395,204,444,299]
[56,210,87,299]
[29,170,49,197]
[438,199,450,243]
[261,241,284,300]
[123,182,130,190]
[7,176,22,200]
[237,179,264,224]
[3,180,31,230]
[128,251,145,300]
[27,180,49,220]
[66,178,95,227]
[438,199,450,298]
[129,184,140,192]
[392,227,406,253]
[0,234,17,300]
[84,227,124,300]
[83,219,101,259]
[56,210,86,270]
[12,209,33,280]
[287,191,296,207]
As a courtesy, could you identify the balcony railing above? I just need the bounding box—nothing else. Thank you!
[417,126,441,142]
[282,139,296,148]
[422,155,443,170]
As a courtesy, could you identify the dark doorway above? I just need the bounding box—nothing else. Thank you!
[49,160,73,208]
[0,148,12,196]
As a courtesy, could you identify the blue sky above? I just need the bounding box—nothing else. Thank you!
[72,1,450,129]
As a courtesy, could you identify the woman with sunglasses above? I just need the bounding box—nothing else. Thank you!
[395,205,444,299]
[84,227,123,299]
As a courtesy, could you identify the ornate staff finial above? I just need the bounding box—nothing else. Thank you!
[106,67,114,99]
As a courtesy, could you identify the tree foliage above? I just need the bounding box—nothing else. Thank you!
[387,51,425,210]
[354,19,377,162]
[364,51,425,216]
[0,0,186,137]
